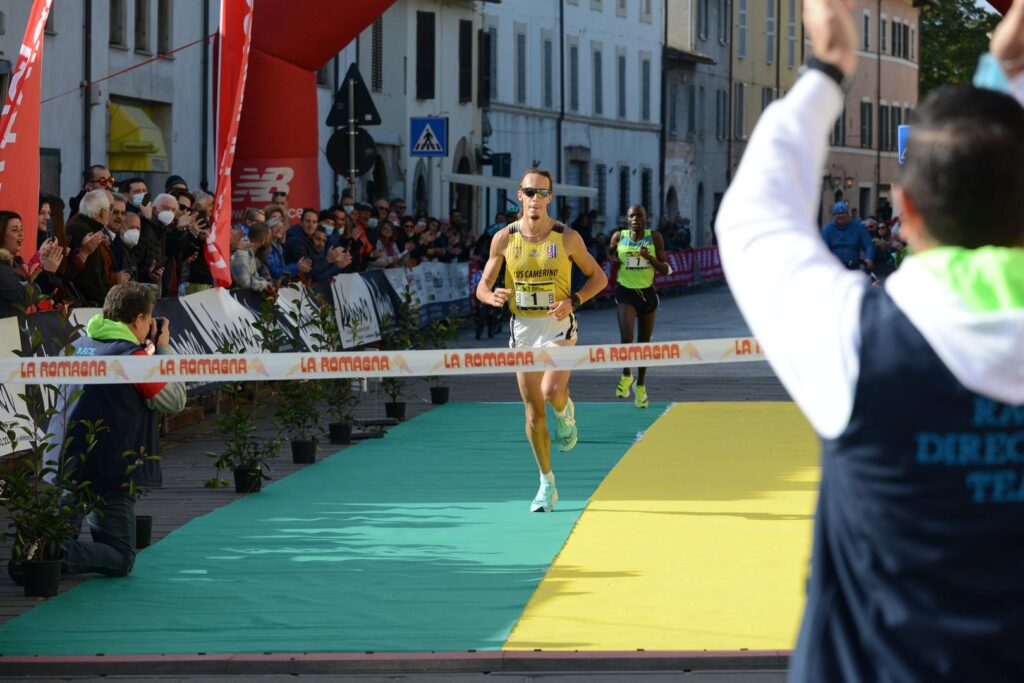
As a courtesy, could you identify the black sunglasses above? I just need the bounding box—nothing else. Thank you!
[521,187,552,199]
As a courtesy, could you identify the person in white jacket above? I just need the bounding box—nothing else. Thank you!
[716,1,1024,681]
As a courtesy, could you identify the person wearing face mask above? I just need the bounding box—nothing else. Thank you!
[111,211,141,283]
[318,209,338,238]
[132,193,176,295]
[356,203,379,244]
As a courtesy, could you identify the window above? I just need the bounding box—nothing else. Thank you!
[733,82,745,138]
[718,0,730,44]
[641,56,651,121]
[669,83,678,136]
[698,86,706,136]
[902,23,910,59]
[416,12,436,100]
[157,0,171,54]
[515,30,527,105]
[716,89,728,140]
[595,163,607,215]
[687,84,696,134]
[110,0,127,47]
[891,107,901,152]
[738,0,747,59]
[617,0,627,18]
[862,10,870,51]
[544,36,555,109]
[617,51,627,118]
[592,47,603,114]
[619,166,630,218]
[761,86,774,112]
[860,100,873,149]
[892,19,901,60]
[135,0,150,53]
[487,27,498,101]
[641,169,652,214]
[698,0,709,39]
[910,26,916,61]
[787,0,797,68]
[880,16,887,54]
[373,18,384,92]
[765,0,775,64]
[879,103,890,151]
[569,42,580,112]
[591,0,603,10]
[832,105,846,147]
[641,0,652,23]
[316,61,335,87]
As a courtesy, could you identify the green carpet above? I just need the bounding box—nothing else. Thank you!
[0,402,664,655]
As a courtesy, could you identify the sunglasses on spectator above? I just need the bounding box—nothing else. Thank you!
[97,177,117,187]
[520,187,552,198]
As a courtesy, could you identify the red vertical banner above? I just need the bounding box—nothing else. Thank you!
[0,0,52,263]
[209,0,254,287]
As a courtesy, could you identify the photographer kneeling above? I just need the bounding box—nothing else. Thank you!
[49,282,185,578]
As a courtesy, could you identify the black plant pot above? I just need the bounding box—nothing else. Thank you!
[291,439,318,464]
[135,515,153,549]
[233,466,262,493]
[384,401,406,421]
[23,560,61,598]
[429,386,450,405]
[329,421,352,444]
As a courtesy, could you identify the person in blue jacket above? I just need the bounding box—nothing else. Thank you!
[820,200,874,270]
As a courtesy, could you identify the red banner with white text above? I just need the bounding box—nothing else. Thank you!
[0,0,52,263]
[210,0,254,287]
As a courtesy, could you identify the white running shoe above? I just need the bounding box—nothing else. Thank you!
[531,476,559,512]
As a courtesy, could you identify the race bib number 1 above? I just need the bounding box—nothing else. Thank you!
[514,280,556,310]
[625,255,646,269]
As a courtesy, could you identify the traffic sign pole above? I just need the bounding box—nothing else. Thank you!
[348,76,358,202]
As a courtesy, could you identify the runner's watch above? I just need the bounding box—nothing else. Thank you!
[802,57,849,92]
[570,292,583,311]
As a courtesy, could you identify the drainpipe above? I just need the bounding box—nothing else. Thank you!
[200,0,210,190]
[332,52,340,207]
[775,0,781,96]
[658,0,667,220]
[875,0,881,204]
[83,0,93,171]
[726,3,733,184]
[557,0,565,192]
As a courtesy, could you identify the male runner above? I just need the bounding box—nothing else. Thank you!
[475,168,607,512]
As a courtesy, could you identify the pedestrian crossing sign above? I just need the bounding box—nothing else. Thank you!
[410,117,448,158]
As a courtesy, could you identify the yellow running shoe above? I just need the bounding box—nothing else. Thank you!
[634,384,649,408]
[616,374,633,398]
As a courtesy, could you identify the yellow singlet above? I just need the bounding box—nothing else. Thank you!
[503,221,573,318]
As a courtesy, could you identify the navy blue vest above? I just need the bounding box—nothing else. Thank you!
[51,335,160,496]
[790,287,1024,682]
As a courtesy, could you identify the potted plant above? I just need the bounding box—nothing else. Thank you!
[206,342,280,492]
[1,280,101,596]
[379,285,423,421]
[275,380,323,463]
[304,294,359,444]
[426,316,461,405]
[124,448,160,549]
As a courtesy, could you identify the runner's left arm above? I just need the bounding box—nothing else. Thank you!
[643,232,671,276]
[564,228,607,305]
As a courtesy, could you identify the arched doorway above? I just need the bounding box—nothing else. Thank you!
[413,159,428,215]
[367,155,389,203]
[452,156,474,230]
[696,183,706,246]
[665,186,679,223]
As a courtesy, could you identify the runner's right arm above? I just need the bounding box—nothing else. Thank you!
[475,228,511,308]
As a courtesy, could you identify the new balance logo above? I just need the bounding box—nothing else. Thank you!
[232,167,295,204]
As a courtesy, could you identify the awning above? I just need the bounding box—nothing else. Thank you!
[441,171,598,199]
[108,102,169,172]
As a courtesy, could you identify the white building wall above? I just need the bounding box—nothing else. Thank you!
[483,0,662,235]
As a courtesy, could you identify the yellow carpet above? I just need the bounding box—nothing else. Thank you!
[504,402,820,651]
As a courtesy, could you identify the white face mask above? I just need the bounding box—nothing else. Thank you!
[157,210,175,226]
[131,193,145,207]
[121,228,141,247]
[343,205,354,214]
[367,218,379,229]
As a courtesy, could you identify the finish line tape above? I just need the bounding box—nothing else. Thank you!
[2,338,765,386]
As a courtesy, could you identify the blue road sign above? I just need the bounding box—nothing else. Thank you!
[410,117,448,158]
[898,125,911,166]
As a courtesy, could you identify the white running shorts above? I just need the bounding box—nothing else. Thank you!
[509,313,578,348]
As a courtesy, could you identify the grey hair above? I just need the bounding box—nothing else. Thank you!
[79,189,111,219]
[153,193,178,211]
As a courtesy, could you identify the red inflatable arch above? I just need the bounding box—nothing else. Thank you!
[231,0,396,220]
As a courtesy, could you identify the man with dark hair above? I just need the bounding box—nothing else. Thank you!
[475,168,607,513]
[69,165,115,215]
[716,1,1024,680]
[43,282,185,579]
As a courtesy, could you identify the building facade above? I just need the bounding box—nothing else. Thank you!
[824,0,924,223]
[482,0,663,235]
